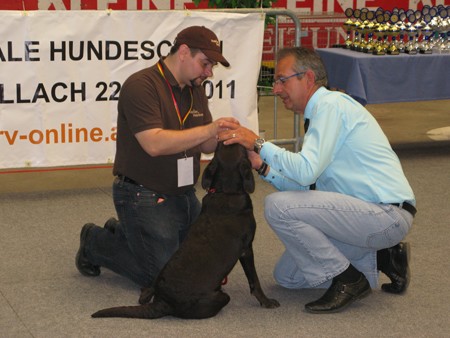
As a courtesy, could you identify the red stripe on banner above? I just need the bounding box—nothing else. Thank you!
[0,165,113,174]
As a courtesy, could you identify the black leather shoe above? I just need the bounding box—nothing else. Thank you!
[75,223,100,277]
[305,274,371,313]
[381,242,410,294]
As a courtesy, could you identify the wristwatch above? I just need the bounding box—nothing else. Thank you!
[253,138,265,154]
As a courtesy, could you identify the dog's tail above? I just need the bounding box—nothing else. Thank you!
[91,301,172,319]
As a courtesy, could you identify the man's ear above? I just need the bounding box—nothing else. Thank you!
[178,44,191,61]
[305,69,315,86]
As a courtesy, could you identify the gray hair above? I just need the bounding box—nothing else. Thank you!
[277,47,328,88]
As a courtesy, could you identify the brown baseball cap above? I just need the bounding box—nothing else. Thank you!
[174,26,230,67]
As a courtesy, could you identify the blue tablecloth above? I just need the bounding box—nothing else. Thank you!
[316,48,450,105]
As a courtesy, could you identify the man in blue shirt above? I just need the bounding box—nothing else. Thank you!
[219,47,415,313]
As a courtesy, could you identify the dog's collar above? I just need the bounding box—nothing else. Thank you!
[207,188,216,194]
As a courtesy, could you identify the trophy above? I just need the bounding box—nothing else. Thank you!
[350,9,362,50]
[363,19,376,53]
[387,13,400,55]
[397,11,408,52]
[413,11,424,51]
[381,11,393,52]
[405,21,418,54]
[343,8,355,49]
[427,6,438,50]
[420,13,433,54]
[359,10,375,53]
[373,14,387,55]
[356,21,367,52]
[342,6,449,55]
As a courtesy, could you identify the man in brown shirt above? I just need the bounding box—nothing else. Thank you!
[75,26,237,287]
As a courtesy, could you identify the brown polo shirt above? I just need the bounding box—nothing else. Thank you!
[113,58,213,195]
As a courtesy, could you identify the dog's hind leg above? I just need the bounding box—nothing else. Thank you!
[176,290,231,319]
[91,299,173,319]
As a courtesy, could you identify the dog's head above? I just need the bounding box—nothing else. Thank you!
[201,142,255,194]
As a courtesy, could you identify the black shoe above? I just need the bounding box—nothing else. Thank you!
[381,242,410,294]
[103,217,119,234]
[305,274,371,313]
[75,223,100,277]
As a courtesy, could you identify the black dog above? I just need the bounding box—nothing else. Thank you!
[91,142,280,319]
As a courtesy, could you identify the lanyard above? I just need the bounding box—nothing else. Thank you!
[157,61,193,129]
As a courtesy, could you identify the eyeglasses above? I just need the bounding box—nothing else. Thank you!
[272,72,306,87]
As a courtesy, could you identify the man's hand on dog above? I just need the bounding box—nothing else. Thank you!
[217,120,265,171]
[217,120,258,151]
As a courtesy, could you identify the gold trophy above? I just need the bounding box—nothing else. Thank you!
[373,14,387,55]
[360,10,376,53]
[351,9,362,51]
[387,13,400,55]
[343,8,355,49]
[356,9,372,52]
[357,21,368,52]
[363,19,376,53]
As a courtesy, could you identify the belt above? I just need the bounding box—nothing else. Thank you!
[390,202,417,217]
[119,174,417,217]
[117,175,142,186]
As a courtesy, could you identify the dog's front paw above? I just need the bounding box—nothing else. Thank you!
[261,298,280,309]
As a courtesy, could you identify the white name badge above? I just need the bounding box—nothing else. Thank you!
[177,156,194,187]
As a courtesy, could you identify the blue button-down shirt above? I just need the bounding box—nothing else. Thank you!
[260,87,415,206]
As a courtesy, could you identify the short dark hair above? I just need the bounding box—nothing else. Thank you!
[277,47,328,87]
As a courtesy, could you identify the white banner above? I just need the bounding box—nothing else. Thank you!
[0,10,265,168]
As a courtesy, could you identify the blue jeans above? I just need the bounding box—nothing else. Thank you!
[86,177,201,287]
[264,190,413,289]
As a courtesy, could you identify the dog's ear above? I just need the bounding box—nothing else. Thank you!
[201,157,218,190]
[240,158,255,193]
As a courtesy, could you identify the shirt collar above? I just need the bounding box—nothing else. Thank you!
[304,86,327,120]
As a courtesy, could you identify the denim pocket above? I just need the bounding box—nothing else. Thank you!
[366,208,409,249]
[134,188,166,207]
